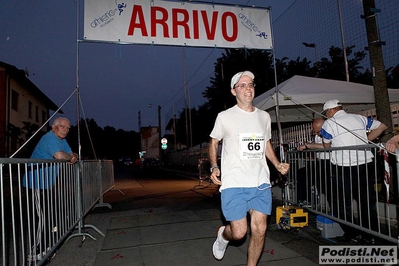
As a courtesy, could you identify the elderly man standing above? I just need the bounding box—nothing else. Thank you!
[209,71,289,265]
[320,99,387,243]
[24,117,78,261]
[24,117,78,189]
[31,117,78,163]
[297,118,332,209]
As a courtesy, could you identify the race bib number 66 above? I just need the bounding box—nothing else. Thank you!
[239,133,265,160]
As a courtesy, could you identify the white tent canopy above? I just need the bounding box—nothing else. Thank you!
[253,75,399,123]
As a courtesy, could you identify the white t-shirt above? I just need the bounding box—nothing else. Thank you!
[315,135,329,160]
[210,105,272,190]
[321,110,380,166]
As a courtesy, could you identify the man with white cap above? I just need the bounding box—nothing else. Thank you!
[320,99,387,243]
[208,71,289,265]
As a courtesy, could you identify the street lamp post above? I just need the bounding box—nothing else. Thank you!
[302,42,318,63]
[138,111,141,132]
[337,0,350,82]
[148,104,162,161]
[158,105,162,164]
[138,110,142,151]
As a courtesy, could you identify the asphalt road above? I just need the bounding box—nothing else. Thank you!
[47,165,395,265]
[94,166,324,264]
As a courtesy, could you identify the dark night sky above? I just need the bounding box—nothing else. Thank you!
[0,0,297,132]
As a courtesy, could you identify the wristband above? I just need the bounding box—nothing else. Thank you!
[304,143,309,149]
[210,166,219,172]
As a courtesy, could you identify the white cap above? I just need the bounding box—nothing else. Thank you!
[230,71,255,88]
[322,99,342,115]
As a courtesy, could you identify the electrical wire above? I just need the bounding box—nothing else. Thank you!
[78,96,98,160]
[259,88,395,155]
[161,47,217,108]
[10,88,78,158]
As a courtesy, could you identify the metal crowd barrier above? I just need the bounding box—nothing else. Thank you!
[163,139,398,243]
[194,158,212,189]
[192,158,220,198]
[164,146,209,171]
[0,158,114,266]
[285,144,397,244]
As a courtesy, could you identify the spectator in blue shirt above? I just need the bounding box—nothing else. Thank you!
[24,117,78,189]
[31,117,78,162]
[24,117,78,261]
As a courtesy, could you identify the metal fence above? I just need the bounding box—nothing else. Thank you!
[285,145,397,243]
[195,158,212,189]
[165,140,398,244]
[271,122,398,243]
[164,146,209,172]
[0,159,114,266]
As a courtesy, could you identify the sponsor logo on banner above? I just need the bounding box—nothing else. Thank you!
[83,0,272,49]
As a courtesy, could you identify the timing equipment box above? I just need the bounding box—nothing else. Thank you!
[316,215,344,239]
[276,206,308,227]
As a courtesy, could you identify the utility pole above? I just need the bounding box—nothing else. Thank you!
[302,42,318,64]
[362,0,392,142]
[173,113,177,151]
[337,0,349,82]
[138,110,141,151]
[183,46,189,148]
[158,105,162,164]
[138,111,141,132]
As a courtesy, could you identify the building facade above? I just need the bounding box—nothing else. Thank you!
[0,61,59,157]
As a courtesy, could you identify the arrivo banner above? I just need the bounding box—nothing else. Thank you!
[83,0,272,49]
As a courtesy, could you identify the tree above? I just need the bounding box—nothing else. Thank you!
[386,65,399,89]
[190,45,377,147]
[202,48,275,116]
[67,46,395,155]
[20,122,44,158]
[68,118,141,160]
[276,56,315,80]
[316,45,368,82]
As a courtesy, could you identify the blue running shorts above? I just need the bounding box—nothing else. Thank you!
[221,183,272,221]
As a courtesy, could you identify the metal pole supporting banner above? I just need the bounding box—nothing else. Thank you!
[269,9,288,206]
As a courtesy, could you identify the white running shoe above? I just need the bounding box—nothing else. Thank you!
[212,226,229,260]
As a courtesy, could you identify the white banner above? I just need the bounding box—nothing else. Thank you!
[83,0,272,49]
